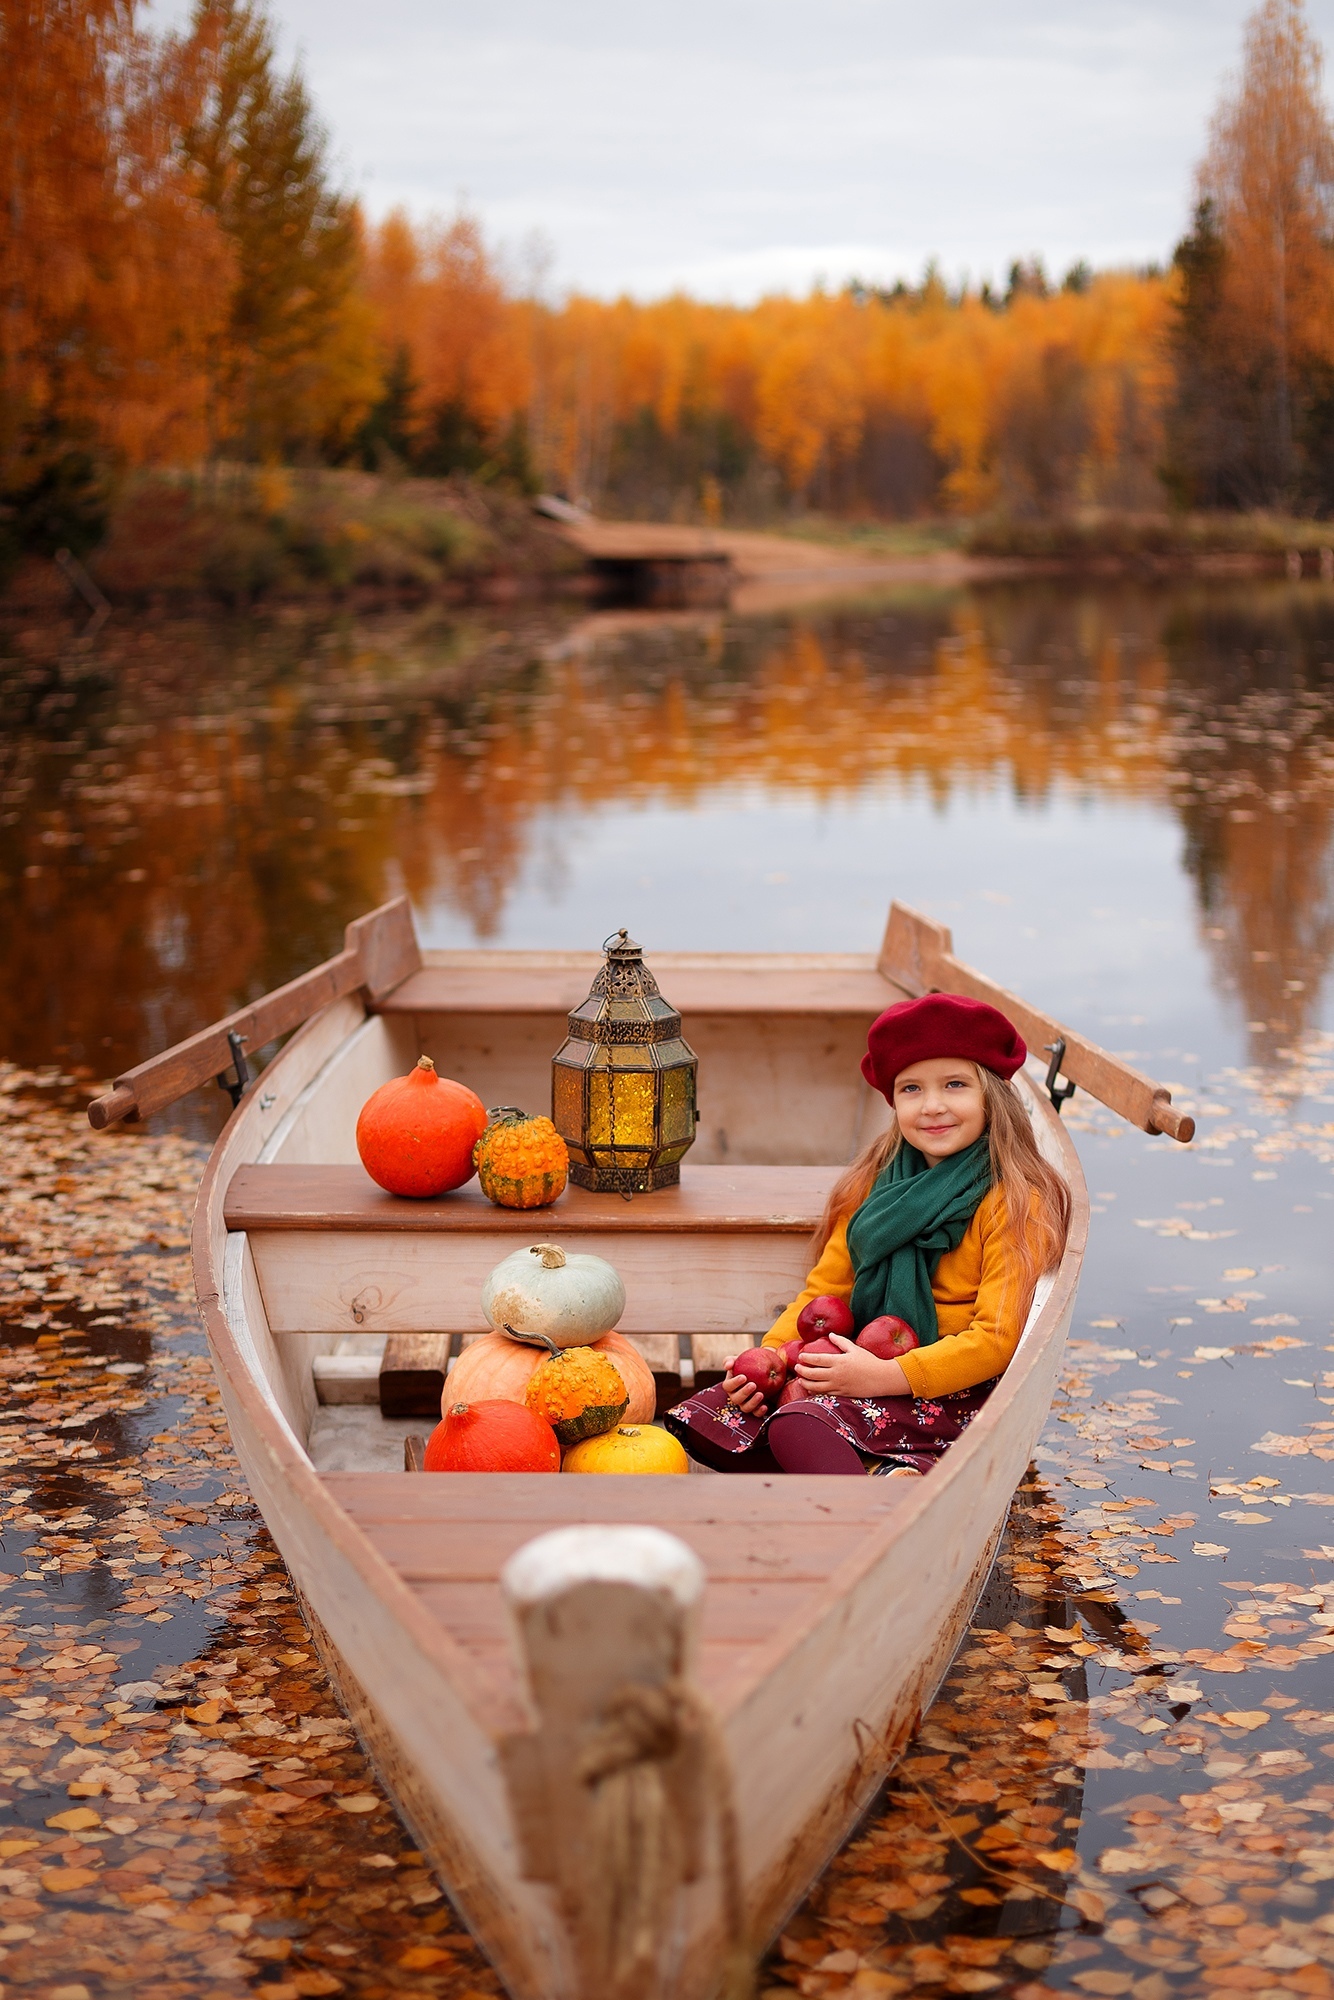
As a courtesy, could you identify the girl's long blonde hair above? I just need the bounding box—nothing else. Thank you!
[815,1067,1071,1313]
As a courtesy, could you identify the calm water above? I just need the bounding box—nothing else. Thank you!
[5,577,1334,1990]
[7,572,1334,1575]
[4,578,1333,1089]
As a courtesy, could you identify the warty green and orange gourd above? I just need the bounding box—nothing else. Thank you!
[523,1346,628,1447]
[473,1108,568,1209]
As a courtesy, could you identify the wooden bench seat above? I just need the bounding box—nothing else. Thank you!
[225,1164,833,1341]
[325,1471,908,1706]
[224,1163,834,1235]
[375,951,906,1018]
[366,954,904,1169]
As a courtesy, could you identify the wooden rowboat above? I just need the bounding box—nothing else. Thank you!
[88,901,1194,2000]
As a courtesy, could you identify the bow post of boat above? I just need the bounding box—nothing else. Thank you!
[499,1524,750,2000]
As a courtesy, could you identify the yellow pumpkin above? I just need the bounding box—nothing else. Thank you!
[473,1109,569,1210]
[445,1329,656,1424]
[525,1347,627,1447]
[561,1425,690,1475]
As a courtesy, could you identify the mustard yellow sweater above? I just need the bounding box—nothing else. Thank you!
[762,1187,1031,1400]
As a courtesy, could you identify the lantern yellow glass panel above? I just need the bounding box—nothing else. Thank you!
[551,931,698,1192]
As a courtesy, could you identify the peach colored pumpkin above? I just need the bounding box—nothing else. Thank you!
[443,1329,655,1424]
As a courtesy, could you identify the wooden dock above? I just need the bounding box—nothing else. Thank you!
[535,498,734,605]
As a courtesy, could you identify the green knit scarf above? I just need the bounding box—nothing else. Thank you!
[845,1134,992,1345]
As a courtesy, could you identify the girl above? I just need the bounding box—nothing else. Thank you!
[665,992,1071,1477]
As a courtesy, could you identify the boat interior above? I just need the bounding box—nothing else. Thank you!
[223,950,939,1477]
[218,947,1008,1706]
[84,899,1108,1992]
[222,944,1072,1504]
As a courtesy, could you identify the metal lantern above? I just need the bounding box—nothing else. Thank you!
[551,930,698,1193]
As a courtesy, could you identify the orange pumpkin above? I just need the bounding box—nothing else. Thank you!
[356,1057,486,1198]
[423,1399,559,1473]
[445,1329,656,1424]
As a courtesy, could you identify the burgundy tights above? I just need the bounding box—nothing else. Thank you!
[671,1404,870,1476]
[765,1407,867,1476]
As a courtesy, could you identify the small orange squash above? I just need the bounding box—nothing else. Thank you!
[474,1107,568,1209]
[445,1333,542,1408]
[445,1330,655,1423]
[357,1057,486,1198]
[423,1399,559,1473]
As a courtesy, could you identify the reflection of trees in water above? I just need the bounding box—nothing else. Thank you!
[1177,731,1334,1070]
[3,584,1334,1079]
[1153,593,1334,1068]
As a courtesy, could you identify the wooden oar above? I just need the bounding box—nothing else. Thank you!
[86,893,1194,1147]
[879,902,1195,1142]
[86,897,420,1128]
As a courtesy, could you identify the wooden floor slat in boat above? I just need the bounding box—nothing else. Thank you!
[418,1637,766,1703]
[225,1164,834,1234]
[342,1518,873,1584]
[324,1472,909,1525]
[326,1473,911,1703]
[411,1579,824,1651]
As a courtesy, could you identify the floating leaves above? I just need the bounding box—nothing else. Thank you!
[0,1067,502,1999]
[764,1170,1334,2000]
[1134,1217,1237,1241]
[5,985,1334,1999]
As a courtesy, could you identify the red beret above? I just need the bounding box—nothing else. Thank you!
[861,993,1027,1099]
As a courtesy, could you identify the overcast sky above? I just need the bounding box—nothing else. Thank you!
[151,0,1334,302]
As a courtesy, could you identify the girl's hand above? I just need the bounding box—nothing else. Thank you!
[795,1335,911,1400]
[721,1369,769,1416]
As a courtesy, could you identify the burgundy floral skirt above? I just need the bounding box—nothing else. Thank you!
[663,1379,996,1475]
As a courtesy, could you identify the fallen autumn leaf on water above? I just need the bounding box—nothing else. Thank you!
[0,1065,502,1999]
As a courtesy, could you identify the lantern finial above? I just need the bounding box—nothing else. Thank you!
[551,935,698,1194]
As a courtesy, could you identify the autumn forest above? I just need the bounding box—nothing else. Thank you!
[5,0,1334,580]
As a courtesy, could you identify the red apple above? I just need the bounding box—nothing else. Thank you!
[778,1378,808,1404]
[797,1336,843,1360]
[796,1294,855,1341]
[782,1337,806,1375]
[857,1315,920,1360]
[792,1335,844,1392]
[729,1346,788,1401]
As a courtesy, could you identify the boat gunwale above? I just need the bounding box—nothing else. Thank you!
[191,993,528,1736]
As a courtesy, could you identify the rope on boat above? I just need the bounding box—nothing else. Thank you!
[576,1678,753,2000]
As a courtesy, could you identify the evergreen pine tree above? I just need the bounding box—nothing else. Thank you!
[187,0,375,458]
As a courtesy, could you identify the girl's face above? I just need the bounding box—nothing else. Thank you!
[892,1057,987,1164]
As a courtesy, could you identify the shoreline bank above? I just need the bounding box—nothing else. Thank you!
[5,469,1334,621]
